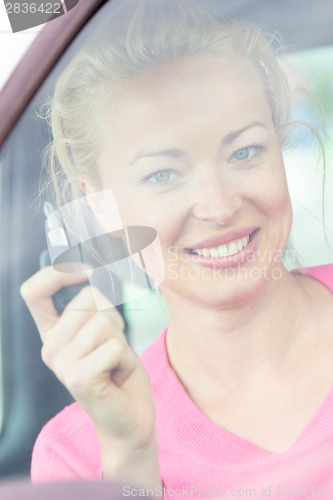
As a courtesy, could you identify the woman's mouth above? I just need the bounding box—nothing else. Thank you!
[183,229,258,268]
[187,234,250,258]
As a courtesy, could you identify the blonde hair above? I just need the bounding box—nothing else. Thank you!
[41,0,293,209]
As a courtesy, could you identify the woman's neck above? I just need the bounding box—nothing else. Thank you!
[162,268,316,396]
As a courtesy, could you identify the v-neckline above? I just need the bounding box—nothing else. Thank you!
[158,327,333,465]
[149,265,333,465]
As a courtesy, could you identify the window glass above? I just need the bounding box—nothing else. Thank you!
[0,0,333,473]
[0,1,333,362]
[0,3,332,356]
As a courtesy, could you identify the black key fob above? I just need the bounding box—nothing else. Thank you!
[39,249,89,314]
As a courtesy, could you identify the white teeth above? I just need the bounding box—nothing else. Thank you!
[218,245,228,257]
[191,235,250,258]
[228,242,239,255]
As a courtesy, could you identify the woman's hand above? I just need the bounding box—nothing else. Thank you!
[20,266,161,487]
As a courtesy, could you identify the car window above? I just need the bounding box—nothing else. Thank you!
[0,0,332,479]
[283,45,333,268]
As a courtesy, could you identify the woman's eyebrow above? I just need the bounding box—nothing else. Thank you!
[128,122,267,167]
[221,121,268,145]
[128,148,187,167]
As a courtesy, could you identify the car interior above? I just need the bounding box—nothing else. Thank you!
[0,0,332,483]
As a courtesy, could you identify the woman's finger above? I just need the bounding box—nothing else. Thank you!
[70,312,124,357]
[62,338,138,400]
[20,266,90,333]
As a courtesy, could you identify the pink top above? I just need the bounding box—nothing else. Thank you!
[31,265,333,498]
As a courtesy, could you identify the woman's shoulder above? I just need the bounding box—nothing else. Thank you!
[31,402,102,482]
[33,401,98,443]
[304,263,333,292]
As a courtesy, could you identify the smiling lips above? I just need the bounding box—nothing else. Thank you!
[189,235,250,258]
[183,228,258,267]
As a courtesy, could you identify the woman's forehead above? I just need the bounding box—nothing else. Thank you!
[103,56,267,126]
[97,56,273,171]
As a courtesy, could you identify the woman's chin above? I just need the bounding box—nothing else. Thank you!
[162,270,275,310]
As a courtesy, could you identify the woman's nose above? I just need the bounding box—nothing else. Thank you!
[190,170,242,225]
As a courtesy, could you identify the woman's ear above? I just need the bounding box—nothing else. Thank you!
[79,180,124,233]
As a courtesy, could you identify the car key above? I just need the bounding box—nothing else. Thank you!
[39,202,90,314]
[39,248,90,314]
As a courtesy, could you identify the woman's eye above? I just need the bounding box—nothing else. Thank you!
[141,168,177,185]
[233,147,251,161]
[230,144,265,163]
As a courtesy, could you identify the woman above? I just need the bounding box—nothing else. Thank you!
[21,0,333,496]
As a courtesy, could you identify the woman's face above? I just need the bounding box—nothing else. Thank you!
[87,55,292,308]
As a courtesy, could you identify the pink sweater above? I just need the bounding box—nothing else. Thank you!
[31,265,333,498]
